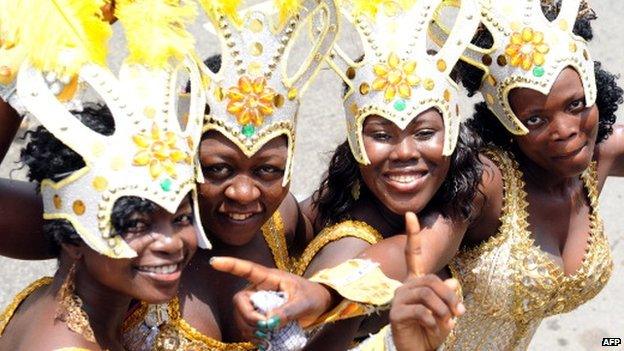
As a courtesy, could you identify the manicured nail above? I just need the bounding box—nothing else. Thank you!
[258,346,266,351]
[257,319,268,331]
[457,302,466,315]
[266,315,281,330]
[254,330,268,339]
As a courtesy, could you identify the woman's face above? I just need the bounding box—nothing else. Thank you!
[78,197,197,304]
[197,131,289,246]
[509,67,599,178]
[358,109,451,215]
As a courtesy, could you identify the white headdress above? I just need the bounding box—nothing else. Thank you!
[3,0,211,258]
[198,0,340,185]
[328,0,480,164]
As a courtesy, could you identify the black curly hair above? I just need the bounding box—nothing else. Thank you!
[312,124,483,227]
[458,5,622,149]
[20,103,157,256]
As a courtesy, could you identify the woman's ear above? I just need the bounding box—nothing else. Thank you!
[60,242,84,261]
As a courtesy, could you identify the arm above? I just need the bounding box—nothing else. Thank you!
[0,100,50,259]
[595,124,624,178]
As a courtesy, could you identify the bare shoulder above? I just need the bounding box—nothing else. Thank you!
[595,124,624,183]
[13,321,101,351]
[303,236,373,277]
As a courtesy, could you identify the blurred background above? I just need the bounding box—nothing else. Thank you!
[0,1,622,350]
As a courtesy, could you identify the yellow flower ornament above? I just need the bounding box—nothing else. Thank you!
[372,52,420,102]
[226,76,276,137]
[505,27,550,76]
[132,123,190,180]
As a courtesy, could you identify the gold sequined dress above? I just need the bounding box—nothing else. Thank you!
[443,149,612,350]
[123,212,296,351]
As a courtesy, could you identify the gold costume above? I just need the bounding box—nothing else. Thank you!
[0,277,91,351]
[294,220,384,275]
[443,149,612,350]
[123,212,292,351]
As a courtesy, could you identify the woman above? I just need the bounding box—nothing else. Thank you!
[209,0,483,349]
[0,105,201,351]
[120,1,342,349]
[265,1,624,349]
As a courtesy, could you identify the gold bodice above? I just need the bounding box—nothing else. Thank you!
[444,149,612,350]
[123,211,291,351]
[294,220,384,276]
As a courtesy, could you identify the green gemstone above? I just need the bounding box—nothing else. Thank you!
[160,178,172,192]
[241,124,255,138]
[394,99,407,111]
[533,66,545,77]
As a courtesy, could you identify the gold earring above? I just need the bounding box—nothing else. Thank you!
[351,179,361,201]
[55,262,96,343]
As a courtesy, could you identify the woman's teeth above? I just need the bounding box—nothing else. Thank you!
[138,264,178,274]
[388,174,421,183]
[227,213,254,221]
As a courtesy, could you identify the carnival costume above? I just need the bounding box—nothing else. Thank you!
[0,0,210,348]
[427,0,613,349]
[297,0,480,329]
[121,0,340,349]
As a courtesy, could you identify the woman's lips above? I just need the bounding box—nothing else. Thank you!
[383,171,428,192]
[135,263,182,283]
[552,142,587,160]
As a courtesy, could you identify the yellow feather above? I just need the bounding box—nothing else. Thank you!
[115,0,197,68]
[197,0,243,24]
[0,0,111,78]
[349,0,417,19]
[274,0,303,26]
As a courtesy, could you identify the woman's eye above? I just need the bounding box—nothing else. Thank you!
[371,132,391,141]
[569,98,586,112]
[525,116,545,127]
[175,213,194,226]
[202,164,232,178]
[414,129,435,139]
[257,165,282,174]
[126,219,149,233]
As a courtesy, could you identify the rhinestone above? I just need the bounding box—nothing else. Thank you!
[72,200,86,215]
[359,83,370,95]
[53,195,62,209]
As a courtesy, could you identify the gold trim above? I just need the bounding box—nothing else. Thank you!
[0,277,53,336]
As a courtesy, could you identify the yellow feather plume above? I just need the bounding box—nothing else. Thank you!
[115,0,197,68]
[198,0,243,24]
[350,0,416,19]
[275,0,303,26]
[0,0,111,78]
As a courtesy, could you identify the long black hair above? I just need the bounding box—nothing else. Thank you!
[458,5,622,149]
[20,104,157,256]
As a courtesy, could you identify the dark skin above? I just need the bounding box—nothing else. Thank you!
[0,198,197,351]
[211,212,465,351]
[300,110,452,350]
[175,131,312,342]
[226,67,624,349]
[0,104,311,343]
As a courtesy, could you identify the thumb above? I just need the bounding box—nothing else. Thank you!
[404,211,423,277]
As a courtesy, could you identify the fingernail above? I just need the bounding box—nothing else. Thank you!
[254,330,268,339]
[457,303,466,315]
[266,316,281,330]
[257,319,268,331]
[209,257,217,265]
[258,346,266,351]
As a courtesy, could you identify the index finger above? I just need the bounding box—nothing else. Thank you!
[404,211,423,277]
[210,256,280,289]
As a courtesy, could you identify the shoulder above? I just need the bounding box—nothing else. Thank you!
[595,124,624,183]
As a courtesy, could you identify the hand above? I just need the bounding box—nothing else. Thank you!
[390,212,465,351]
[210,256,333,341]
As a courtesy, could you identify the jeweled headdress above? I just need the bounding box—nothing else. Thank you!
[4,0,211,258]
[327,0,479,164]
[431,0,596,134]
[197,0,340,185]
